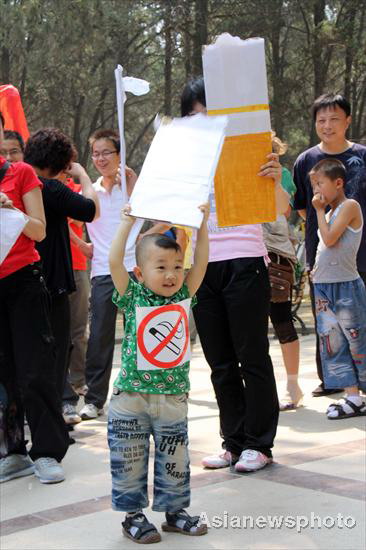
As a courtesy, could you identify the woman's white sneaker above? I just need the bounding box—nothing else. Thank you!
[235,450,272,472]
[202,450,238,469]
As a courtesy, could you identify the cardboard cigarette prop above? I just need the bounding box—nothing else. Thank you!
[114,65,149,246]
[0,85,29,141]
[129,113,227,228]
[202,34,276,226]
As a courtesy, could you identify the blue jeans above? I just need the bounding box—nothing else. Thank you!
[314,278,366,391]
[108,391,190,513]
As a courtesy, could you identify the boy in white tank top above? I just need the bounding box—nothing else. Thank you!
[310,158,366,419]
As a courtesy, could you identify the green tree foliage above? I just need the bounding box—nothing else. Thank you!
[1,0,365,172]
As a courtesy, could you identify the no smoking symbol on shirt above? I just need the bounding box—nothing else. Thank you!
[136,301,191,370]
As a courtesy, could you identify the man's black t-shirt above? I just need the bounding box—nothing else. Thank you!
[36,178,96,295]
[293,143,366,271]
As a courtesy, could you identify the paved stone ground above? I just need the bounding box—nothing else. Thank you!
[1,296,365,550]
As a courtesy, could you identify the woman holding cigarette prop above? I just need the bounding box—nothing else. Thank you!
[181,78,289,473]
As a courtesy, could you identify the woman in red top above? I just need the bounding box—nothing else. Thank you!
[0,112,68,485]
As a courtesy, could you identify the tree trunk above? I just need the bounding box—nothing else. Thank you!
[342,1,357,101]
[182,0,193,78]
[312,0,326,99]
[164,0,173,116]
[127,111,160,166]
[192,0,208,76]
[269,1,285,137]
[309,0,327,145]
[1,46,10,83]
[81,87,109,165]
[73,95,86,155]
[349,0,366,139]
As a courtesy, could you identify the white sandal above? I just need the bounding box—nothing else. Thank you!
[327,398,366,419]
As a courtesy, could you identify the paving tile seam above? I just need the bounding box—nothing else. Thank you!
[188,438,366,466]
[1,496,111,537]
[72,435,366,465]
[2,460,364,537]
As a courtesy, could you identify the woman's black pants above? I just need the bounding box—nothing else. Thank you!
[0,264,68,461]
[193,257,279,458]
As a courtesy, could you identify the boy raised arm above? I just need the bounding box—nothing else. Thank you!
[185,203,209,296]
[312,190,360,247]
[110,202,210,299]
[109,206,135,297]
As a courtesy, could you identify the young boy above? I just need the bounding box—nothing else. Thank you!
[310,158,366,419]
[293,93,366,397]
[108,203,209,543]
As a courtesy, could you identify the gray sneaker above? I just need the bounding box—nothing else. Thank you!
[34,457,65,484]
[79,403,104,420]
[62,403,81,425]
[0,454,35,483]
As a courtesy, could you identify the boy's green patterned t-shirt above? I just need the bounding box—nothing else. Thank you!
[112,279,196,395]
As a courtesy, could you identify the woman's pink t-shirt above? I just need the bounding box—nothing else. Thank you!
[206,192,267,262]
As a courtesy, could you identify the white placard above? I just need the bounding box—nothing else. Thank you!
[136,299,191,370]
[129,113,227,228]
[0,208,28,264]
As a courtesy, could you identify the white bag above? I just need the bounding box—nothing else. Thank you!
[0,208,28,264]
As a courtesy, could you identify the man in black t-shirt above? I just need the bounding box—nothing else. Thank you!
[293,93,366,396]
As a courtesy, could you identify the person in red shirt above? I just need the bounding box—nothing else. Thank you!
[0,112,69,484]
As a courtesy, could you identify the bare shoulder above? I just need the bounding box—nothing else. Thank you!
[336,199,360,215]
[346,199,361,210]
[344,199,362,217]
[344,199,362,228]
[345,198,360,209]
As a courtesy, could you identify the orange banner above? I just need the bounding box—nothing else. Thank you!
[214,132,276,226]
[0,85,29,141]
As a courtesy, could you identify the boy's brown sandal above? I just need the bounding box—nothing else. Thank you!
[162,509,208,536]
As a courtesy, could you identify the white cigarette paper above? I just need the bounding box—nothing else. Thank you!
[203,34,271,137]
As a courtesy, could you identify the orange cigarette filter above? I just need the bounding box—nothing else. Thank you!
[214,131,275,226]
[203,35,276,227]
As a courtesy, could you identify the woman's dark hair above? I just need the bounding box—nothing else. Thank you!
[0,111,4,127]
[180,77,206,117]
[24,128,74,177]
[4,130,25,152]
[312,93,351,122]
[89,128,120,153]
